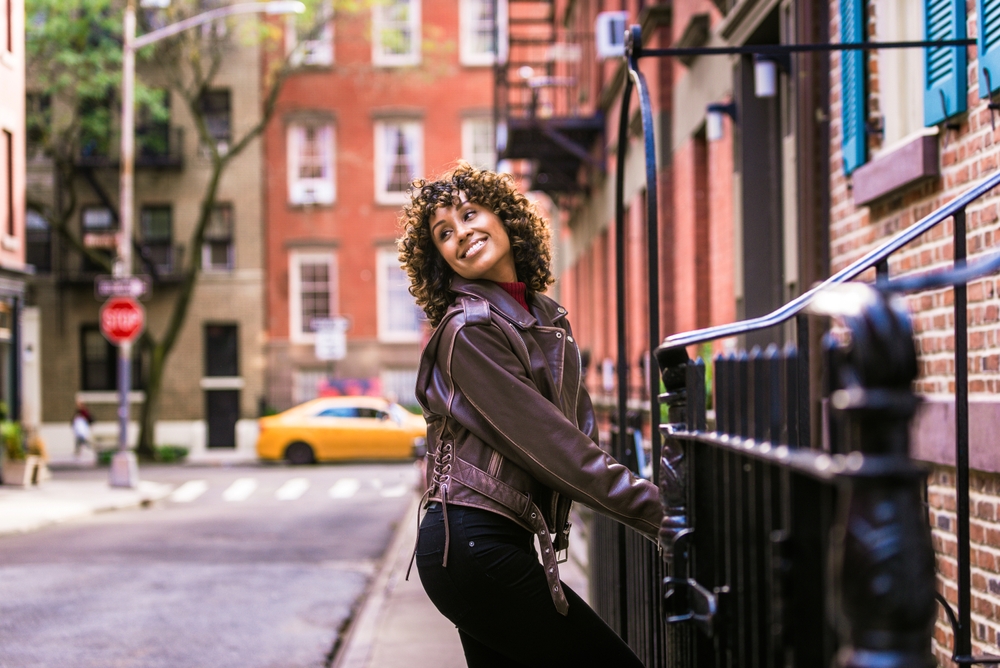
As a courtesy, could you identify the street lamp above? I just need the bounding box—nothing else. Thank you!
[111,0,306,488]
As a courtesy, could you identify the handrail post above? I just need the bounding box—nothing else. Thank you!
[825,286,936,668]
[954,207,972,659]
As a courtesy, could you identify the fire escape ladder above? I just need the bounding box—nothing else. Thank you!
[496,0,603,194]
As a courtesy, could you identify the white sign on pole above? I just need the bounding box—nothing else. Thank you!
[313,316,349,361]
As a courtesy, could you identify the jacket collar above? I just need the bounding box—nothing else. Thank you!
[450,276,567,329]
[448,276,535,327]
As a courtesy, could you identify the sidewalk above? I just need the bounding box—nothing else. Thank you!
[333,495,592,668]
[0,475,173,535]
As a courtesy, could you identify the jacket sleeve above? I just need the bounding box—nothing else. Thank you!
[444,320,663,540]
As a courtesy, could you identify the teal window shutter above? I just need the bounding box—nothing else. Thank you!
[978,0,1000,96]
[841,0,866,175]
[925,0,967,125]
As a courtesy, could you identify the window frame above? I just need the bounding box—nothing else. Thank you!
[202,203,235,273]
[461,116,496,170]
[373,119,423,205]
[80,325,143,391]
[287,122,336,206]
[460,0,507,66]
[372,0,421,67]
[376,247,423,343]
[286,2,334,67]
[139,204,174,275]
[204,323,240,378]
[289,250,337,344]
[197,88,232,157]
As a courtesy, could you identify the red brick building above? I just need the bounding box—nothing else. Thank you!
[528,0,828,439]
[262,0,500,411]
[828,0,1000,660]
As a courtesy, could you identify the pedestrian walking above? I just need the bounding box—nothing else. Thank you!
[398,163,665,667]
[72,400,93,459]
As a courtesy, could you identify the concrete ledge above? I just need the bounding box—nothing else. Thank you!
[910,397,1000,473]
[852,131,939,205]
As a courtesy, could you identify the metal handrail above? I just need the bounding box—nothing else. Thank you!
[658,167,1000,352]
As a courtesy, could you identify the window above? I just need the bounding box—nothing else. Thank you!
[137,89,172,160]
[81,206,116,273]
[204,324,239,377]
[198,89,231,156]
[381,368,418,406]
[372,0,420,66]
[26,211,50,273]
[460,0,506,66]
[286,2,333,66]
[979,0,1000,95]
[1,130,10,237]
[293,369,325,404]
[377,248,423,342]
[287,123,335,205]
[462,117,496,170]
[139,205,173,274]
[80,325,143,391]
[203,204,234,272]
[26,93,51,158]
[289,250,336,342]
[374,120,422,204]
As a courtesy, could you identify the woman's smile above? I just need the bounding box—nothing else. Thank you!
[432,199,517,283]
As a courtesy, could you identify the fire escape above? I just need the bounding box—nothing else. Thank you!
[495,0,604,194]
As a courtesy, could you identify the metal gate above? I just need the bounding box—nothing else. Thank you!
[588,24,1000,668]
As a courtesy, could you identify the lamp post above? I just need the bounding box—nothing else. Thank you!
[111,0,305,488]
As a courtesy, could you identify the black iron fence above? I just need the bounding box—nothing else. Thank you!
[589,23,1000,668]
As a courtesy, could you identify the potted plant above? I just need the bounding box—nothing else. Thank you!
[1,420,39,487]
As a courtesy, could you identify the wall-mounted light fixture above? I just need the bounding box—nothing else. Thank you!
[706,102,737,141]
[753,54,790,98]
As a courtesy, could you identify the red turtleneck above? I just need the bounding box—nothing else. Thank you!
[495,281,529,311]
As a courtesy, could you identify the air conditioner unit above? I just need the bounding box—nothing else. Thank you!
[595,11,628,59]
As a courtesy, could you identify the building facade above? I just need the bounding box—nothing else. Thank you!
[0,0,30,446]
[26,14,268,462]
[261,0,499,412]
[828,0,1000,660]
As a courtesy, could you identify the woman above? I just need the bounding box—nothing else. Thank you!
[399,163,663,667]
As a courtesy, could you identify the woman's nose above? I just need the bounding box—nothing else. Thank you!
[454,221,472,239]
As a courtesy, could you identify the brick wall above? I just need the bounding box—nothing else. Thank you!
[829,0,1000,661]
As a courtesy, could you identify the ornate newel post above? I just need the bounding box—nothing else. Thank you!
[823,286,937,668]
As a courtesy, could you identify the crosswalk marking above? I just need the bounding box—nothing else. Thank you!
[170,480,208,503]
[275,478,310,501]
[223,478,258,502]
[329,478,361,499]
[380,483,409,498]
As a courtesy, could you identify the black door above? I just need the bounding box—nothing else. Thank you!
[206,389,239,448]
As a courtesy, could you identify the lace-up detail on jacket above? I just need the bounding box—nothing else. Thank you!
[429,441,454,566]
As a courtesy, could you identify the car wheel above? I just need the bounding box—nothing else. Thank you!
[285,441,316,465]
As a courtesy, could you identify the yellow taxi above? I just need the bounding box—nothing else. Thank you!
[256,396,427,464]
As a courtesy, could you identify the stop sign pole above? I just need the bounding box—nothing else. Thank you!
[100,296,145,488]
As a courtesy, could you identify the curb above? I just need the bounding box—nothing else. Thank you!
[330,491,423,668]
[0,479,174,536]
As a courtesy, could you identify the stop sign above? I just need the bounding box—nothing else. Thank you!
[100,296,145,344]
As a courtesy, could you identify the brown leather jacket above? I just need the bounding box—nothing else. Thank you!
[415,277,664,614]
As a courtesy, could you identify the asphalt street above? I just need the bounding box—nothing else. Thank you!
[0,462,420,668]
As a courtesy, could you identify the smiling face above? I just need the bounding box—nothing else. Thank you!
[430,198,518,283]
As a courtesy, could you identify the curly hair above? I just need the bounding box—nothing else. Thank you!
[397,162,554,327]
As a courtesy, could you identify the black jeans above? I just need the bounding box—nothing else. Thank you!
[415,503,644,668]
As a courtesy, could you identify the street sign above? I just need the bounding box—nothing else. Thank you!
[100,296,146,345]
[313,316,349,361]
[95,274,152,300]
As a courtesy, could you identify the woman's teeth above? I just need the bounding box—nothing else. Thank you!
[463,239,485,258]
